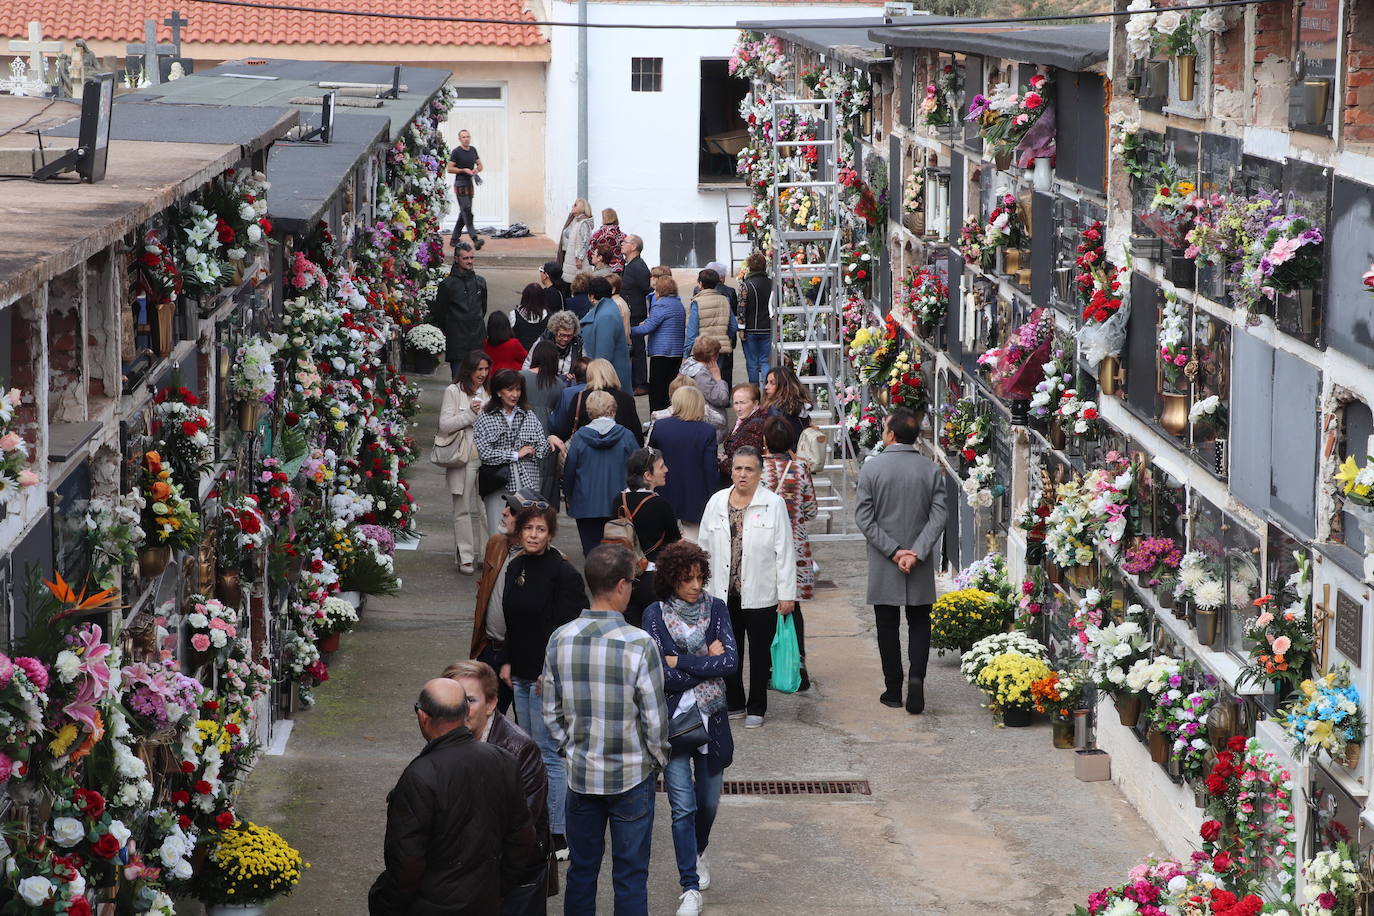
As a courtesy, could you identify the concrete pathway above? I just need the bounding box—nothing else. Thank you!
[238,362,1162,916]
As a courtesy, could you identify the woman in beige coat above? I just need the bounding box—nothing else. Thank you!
[440,351,491,573]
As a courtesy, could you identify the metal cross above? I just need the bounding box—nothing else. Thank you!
[126,19,174,86]
[7,21,63,78]
[162,10,188,56]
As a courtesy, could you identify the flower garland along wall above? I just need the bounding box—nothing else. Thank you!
[0,85,457,916]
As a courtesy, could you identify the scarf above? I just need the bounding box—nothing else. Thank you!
[662,595,726,717]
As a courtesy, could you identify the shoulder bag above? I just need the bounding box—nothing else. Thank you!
[668,692,710,755]
[796,425,827,473]
[429,429,467,468]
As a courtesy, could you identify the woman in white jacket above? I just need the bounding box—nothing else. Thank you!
[699,445,796,728]
[439,351,491,574]
[558,198,595,280]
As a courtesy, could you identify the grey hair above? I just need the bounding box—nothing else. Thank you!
[732,445,762,469]
[547,310,579,335]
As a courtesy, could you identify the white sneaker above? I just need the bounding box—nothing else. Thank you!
[676,889,703,916]
[743,715,764,729]
[696,852,711,890]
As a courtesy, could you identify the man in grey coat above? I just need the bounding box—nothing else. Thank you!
[854,407,948,715]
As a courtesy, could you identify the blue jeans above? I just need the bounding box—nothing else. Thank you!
[742,333,771,384]
[563,776,656,916]
[663,750,723,891]
[513,678,567,833]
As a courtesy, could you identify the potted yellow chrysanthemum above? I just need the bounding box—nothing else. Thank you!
[194,820,305,914]
[975,651,1052,728]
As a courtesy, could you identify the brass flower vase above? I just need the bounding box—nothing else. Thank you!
[1194,607,1220,647]
[1159,392,1189,436]
[238,401,261,432]
[1098,356,1121,397]
[1174,55,1196,102]
[1115,692,1143,728]
[138,545,172,578]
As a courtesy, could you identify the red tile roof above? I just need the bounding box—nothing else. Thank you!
[0,0,545,48]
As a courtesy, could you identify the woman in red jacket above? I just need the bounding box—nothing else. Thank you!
[483,311,529,373]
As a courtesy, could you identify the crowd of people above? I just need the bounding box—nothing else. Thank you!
[383,191,949,916]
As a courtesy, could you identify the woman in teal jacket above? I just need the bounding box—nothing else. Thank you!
[562,389,639,556]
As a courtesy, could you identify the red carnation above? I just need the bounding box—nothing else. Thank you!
[1227,735,1247,752]
[216,811,234,829]
[856,270,867,279]
[961,449,975,461]
[195,780,213,795]
[141,252,161,267]
[1199,819,1222,842]
[203,700,220,711]
[92,833,121,860]
[226,722,241,735]
[180,421,199,438]
[1205,773,1227,796]
[171,790,190,805]
[178,815,192,829]
[181,760,196,773]
[1082,408,1098,420]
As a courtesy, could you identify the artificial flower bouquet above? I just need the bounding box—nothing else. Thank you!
[841,246,876,294]
[313,595,359,639]
[1031,669,1086,719]
[1124,1,1228,59]
[919,63,958,127]
[1140,170,1201,249]
[984,193,1025,251]
[1146,675,1217,779]
[1237,589,1313,693]
[1124,655,1183,698]
[901,168,924,216]
[952,552,1015,610]
[1189,394,1228,439]
[193,820,305,907]
[1078,603,1152,693]
[81,493,145,593]
[186,596,239,662]
[1068,857,1199,916]
[931,588,1007,655]
[961,455,997,508]
[133,228,183,305]
[1299,844,1360,916]
[939,398,989,463]
[405,323,446,356]
[1028,346,1073,427]
[1280,663,1365,764]
[1122,537,1183,591]
[140,450,200,552]
[230,334,281,403]
[1056,389,1101,441]
[175,199,228,296]
[965,74,1050,163]
[1159,290,1191,393]
[729,30,787,82]
[1174,550,1226,611]
[895,266,947,328]
[983,308,1054,400]
[150,386,213,485]
[1335,453,1374,510]
[1042,452,1136,567]
[846,403,883,451]
[206,168,273,261]
[1200,736,1298,900]
[959,630,1048,684]
[957,215,994,272]
[885,350,925,415]
[1234,210,1324,316]
[846,316,898,386]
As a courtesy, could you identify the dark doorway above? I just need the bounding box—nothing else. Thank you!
[700,59,748,182]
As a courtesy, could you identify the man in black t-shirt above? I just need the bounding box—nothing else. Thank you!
[447,129,484,250]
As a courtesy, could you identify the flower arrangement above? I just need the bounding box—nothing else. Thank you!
[846,403,883,451]
[1072,858,1197,916]
[1079,605,1152,692]
[206,168,272,261]
[884,346,924,415]
[1030,669,1085,718]
[230,334,280,402]
[939,398,989,463]
[959,630,1048,683]
[1188,394,1228,436]
[1300,844,1360,916]
[1141,170,1201,248]
[962,454,997,508]
[1365,262,1374,297]
[1056,390,1101,440]
[1279,663,1365,763]
[1174,550,1226,610]
[847,318,897,386]
[140,450,200,551]
[1238,587,1313,694]
[1124,655,1183,697]
[222,494,268,554]
[1029,347,1072,425]
[919,64,958,127]
[175,199,228,295]
[193,820,305,905]
[952,552,1014,603]
[1158,290,1190,393]
[1042,452,1136,567]
[405,323,446,356]
[0,386,37,506]
[314,595,359,639]
[984,193,1025,251]
[895,266,947,328]
[1110,113,1148,183]
[151,386,213,483]
[121,658,202,735]
[965,74,1050,162]
[81,493,145,591]
[976,652,1053,711]
[902,168,924,216]
[254,457,300,525]
[1335,453,1374,510]
[133,228,183,305]
[1075,222,1126,326]
[841,246,876,294]
[1234,210,1324,316]
[186,596,239,659]
[982,308,1054,401]
[0,651,49,783]
[1146,676,1216,779]
[957,215,994,272]
[729,30,787,82]
[1124,1,1228,59]
[1200,735,1298,899]
[931,588,1008,654]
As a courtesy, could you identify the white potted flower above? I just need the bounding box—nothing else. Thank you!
[404,323,446,375]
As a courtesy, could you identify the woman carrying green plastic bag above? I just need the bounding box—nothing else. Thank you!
[770,613,802,693]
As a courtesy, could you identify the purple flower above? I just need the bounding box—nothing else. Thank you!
[966,94,990,120]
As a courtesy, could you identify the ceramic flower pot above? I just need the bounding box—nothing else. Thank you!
[239,401,261,432]
[1098,356,1121,397]
[1194,607,1220,647]
[1343,742,1363,770]
[1051,716,1075,749]
[319,633,341,653]
[138,545,172,578]
[1147,727,1170,764]
[1114,692,1143,728]
[1174,54,1196,102]
[1002,706,1032,728]
[1159,392,1189,436]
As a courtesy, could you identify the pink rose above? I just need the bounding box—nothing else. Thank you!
[0,432,19,451]
[191,634,211,652]
[1174,354,1188,366]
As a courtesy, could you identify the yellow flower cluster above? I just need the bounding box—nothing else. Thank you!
[931,588,1006,651]
[196,717,234,755]
[976,651,1052,709]
[210,820,306,900]
[49,721,79,756]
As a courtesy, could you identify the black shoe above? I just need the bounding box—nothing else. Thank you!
[553,832,568,862]
[798,667,811,692]
[473,236,486,250]
[879,691,903,708]
[906,677,925,715]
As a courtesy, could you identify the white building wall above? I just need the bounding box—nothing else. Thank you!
[545,1,882,266]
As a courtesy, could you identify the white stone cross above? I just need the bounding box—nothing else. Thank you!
[163,10,188,55]
[8,21,62,79]
[126,20,175,86]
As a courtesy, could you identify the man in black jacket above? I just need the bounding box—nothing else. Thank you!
[618,234,652,395]
[369,678,536,915]
[444,660,556,915]
[431,244,488,380]
[738,251,774,384]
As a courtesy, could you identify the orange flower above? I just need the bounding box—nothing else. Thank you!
[150,481,171,501]
[1253,594,1274,607]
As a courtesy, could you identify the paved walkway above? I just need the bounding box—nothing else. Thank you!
[238,371,1161,915]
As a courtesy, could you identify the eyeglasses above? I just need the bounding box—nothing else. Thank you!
[515,498,551,511]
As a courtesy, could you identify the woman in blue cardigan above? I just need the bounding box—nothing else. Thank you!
[631,273,686,412]
[641,541,738,913]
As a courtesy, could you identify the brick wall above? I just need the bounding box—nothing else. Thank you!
[48,266,84,423]
[1209,7,1248,122]
[1253,0,1295,129]
[1345,0,1374,144]
[9,294,41,453]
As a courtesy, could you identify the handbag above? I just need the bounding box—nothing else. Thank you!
[769,613,802,693]
[477,461,512,498]
[429,430,466,468]
[796,425,828,473]
[667,694,710,755]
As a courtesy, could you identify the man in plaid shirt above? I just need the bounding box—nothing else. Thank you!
[543,544,669,915]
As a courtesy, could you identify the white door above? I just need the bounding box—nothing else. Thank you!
[441,85,509,230]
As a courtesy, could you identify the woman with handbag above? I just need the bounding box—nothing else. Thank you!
[474,369,549,536]
[641,541,738,915]
[760,416,819,691]
[438,351,491,573]
[698,446,795,729]
[620,448,681,564]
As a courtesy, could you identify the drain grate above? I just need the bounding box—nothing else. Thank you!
[657,778,870,796]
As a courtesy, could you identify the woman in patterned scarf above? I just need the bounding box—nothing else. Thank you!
[640,541,738,916]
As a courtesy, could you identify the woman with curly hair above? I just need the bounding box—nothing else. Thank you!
[640,541,738,914]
